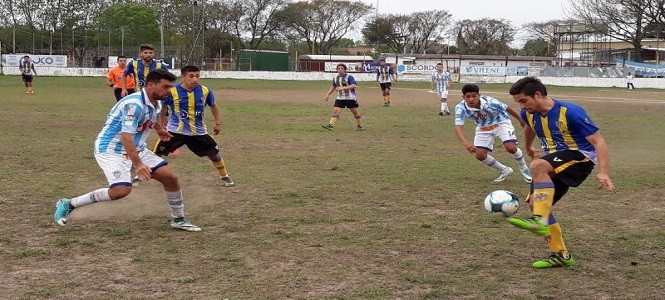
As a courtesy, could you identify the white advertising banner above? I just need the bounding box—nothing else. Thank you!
[396,64,439,74]
[324,62,366,73]
[2,54,68,67]
[460,65,528,76]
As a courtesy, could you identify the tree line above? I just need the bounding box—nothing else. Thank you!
[1,0,663,65]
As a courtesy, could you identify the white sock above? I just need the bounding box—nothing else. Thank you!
[440,102,446,112]
[511,148,528,169]
[482,155,508,171]
[70,188,112,208]
[166,190,185,218]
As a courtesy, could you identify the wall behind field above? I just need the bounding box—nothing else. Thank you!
[2,67,664,89]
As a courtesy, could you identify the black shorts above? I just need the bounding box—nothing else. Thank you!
[22,74,33,83]
[114,88,136,101]
[380,82,392,90]
[531,149,595,204]
[333,99,359,108]
[153,132,219,157]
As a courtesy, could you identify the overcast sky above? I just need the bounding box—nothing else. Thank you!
[354,0,571,47]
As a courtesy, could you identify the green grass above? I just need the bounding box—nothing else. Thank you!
[0,75,664,299]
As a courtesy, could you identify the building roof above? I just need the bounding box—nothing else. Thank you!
[381,53,556,62]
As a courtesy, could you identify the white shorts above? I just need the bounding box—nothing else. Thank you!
[95,150,167,187]
[473,122,517,151]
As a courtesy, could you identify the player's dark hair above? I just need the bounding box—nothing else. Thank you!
[462,84,480,95]
[509,76,548,97]
[336,63,347,70]
[139,44,155,52]
[436,62,443,66]
[379,59,385,62]
[146,69,176,84]
[181,65,200,75]
[117,55,126,61]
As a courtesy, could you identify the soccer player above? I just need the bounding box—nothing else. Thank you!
[106,56,136,101]
[153,65,235,187]
[431,63,451,115]
[53,69,202,232]
[453,84,532,183]
[376,59,396,107]
[120,44,169,97]
[322,64,364,131]
[19,55,37,94]
[506,76,615,269]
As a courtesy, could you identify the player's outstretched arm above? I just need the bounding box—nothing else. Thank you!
[586,132,615,192]
[454,125,476,153]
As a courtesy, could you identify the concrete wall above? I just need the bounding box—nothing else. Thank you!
[2,66,664,89]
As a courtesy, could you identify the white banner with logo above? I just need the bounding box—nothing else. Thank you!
[460,65,528,76]
[324,62,367,73]
[2,54,68,67]
[395,64,439,74]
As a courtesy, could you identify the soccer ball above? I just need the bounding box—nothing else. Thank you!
[484,190,520,217]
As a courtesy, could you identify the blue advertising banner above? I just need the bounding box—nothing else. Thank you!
[615,59,665,77]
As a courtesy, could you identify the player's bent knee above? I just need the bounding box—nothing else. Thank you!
[108,185,132,200]
[529,159,552,173]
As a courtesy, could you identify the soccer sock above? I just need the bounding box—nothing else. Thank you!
[482,155,508,171]
[511,148,529,169]
[212,159,229,177]
[382,95,388,104]
[531,181,555,221]
[165,190,185,219]
[386,95,391,103]
[329,114,339,126]
[70,188,112,208]
[354,115,363,127]
[440,101,449,113]
[546,214,568,254]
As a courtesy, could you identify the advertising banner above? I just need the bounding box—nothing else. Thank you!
[460,65,528,76]
[615,58,665,77]
[2,54,68,67]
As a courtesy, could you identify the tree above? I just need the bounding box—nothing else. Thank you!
[363,10,452,55]
[227,0,289,50]
[521,38,552,56]
[97,3,160,49]
[569,0,660,62]
[280,0,372,54]
[362,14,411,54]
[455,18,515,55]
[406,10,452,54]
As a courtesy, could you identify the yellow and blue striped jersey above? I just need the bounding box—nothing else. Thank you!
[332,74,357,100]
[521,100,599,162]
[123,60,168,88]
[162,84,215,136]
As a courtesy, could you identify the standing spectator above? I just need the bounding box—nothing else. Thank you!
[626,72,635,89]
[107,56,136,101]
[19,55,37,94]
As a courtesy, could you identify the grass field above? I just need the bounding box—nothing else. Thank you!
[1,75,664,299]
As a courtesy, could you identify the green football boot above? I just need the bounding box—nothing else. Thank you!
[506,216,550,236]
[533,252,574,269]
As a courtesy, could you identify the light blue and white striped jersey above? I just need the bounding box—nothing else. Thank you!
[454,95,511,127]
[94,89,162,154]
[431,71,450,92]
